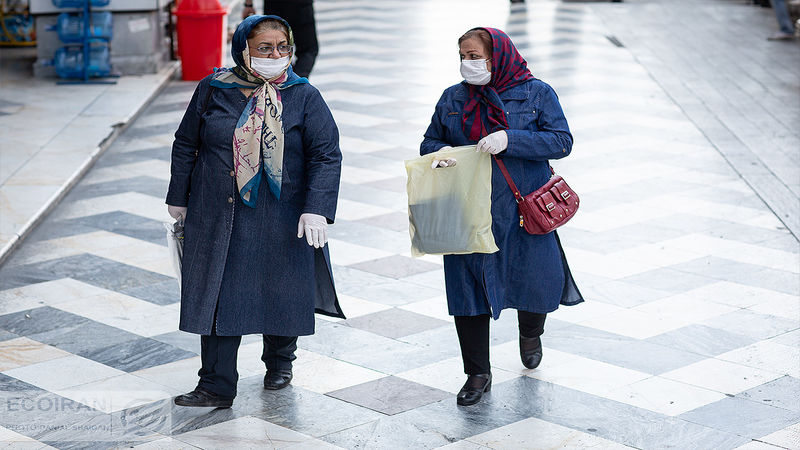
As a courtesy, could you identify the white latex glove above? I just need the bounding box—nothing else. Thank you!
[167,205,187,222]
[476,130,508,155]
[431,146,456,168]
[297,213,328,248]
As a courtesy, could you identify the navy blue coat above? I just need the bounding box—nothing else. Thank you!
[421,79,582,318]
[166,76,344,336]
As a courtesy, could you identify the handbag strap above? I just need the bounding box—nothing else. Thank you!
[492,155,556,203]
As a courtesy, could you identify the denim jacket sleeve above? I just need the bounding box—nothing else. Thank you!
[166,79,207,207]
[420,92,453,156]
[301,87,342,223]
[504,83,573,161]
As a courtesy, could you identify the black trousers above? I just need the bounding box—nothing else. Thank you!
[197,326,297,398]
[263,0,319,77]
[454,311,546,375]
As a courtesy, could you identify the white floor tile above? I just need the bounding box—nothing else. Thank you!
[176,416,316,449]
[661,358,783,396]
[604,376,727,416]
[0,338,71,372]
[717,341,800,378]
[292,353,385,393]
[464,417,634,449]
[527,355,650,397]
[55,374,178,413]
[3,355,124,391]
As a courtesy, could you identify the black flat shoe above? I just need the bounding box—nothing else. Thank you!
[520,335,543,369]
[456,373,492,406]
[173,388,233,408]
[263,369,293,390]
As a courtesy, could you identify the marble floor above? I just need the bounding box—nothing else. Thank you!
[0,0,798,448]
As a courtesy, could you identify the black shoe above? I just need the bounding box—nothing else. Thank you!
[520,335,543,369]
[456,373,492,406]
[173,388,233,408]
[263,369,293,390]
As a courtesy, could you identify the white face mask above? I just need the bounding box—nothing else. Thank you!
[460,59,491,85]
[250,55,291,79]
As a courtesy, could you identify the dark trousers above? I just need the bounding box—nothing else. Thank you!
[263,0,319,77]
[454,311,546,375]
[197,328,297,398]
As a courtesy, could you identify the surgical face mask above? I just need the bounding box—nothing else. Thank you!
[250,55,290,79]
[460,59,491,85]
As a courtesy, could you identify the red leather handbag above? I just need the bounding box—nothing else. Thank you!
[494,157,579,234]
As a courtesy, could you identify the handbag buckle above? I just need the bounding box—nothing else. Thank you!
[546,202,555,212]
[561,191,570,200]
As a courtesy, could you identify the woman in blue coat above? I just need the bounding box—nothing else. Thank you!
[421,27,583,406]
[166,15,343,408]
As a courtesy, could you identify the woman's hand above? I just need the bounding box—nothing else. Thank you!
[476,130,508,154]
[297,213,328,248]
[168,205,187,222]
[431,158,458,168]
[431,146,456,168]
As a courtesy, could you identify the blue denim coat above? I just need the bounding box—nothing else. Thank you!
[166,76,344,336]
[421,79,582,318]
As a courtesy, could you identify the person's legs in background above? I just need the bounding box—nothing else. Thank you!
[261,334,298,389]
[768,0,796,39]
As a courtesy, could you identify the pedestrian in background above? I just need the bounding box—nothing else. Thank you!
[767,0,797,40]
[243,0,319,77]
[166,15,343,408]
[420,27,583,406]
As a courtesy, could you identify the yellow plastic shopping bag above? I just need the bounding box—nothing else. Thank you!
[405,145,499,257]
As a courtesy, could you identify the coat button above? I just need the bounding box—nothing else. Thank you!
[227,197,233,203]
[229,170,235,176]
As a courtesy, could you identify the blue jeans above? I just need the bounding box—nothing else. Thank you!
[773,0,795,34]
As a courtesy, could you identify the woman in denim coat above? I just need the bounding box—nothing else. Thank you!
[421,27,582,406]
[165,15,343,408]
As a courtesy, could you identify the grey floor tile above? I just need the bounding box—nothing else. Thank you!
[231,375,383,437]
[670,256,795,289]
[348,254,441,279]
[737,376,800,413]
[679,396,800,439]
[332,265,442,306]
[119,280,180,306]
[646,324,757,358]
[343,308,449,339]
[0,306,89,337]
[319,415,455,450]
[0,329,19,342]
[326,376,451,415]
[28,319,141,355]
[150,330,201,355]
[328,220,410,254]
[338,181,407,209]
[622,267,716,293]
[700,309,799,341]
[303,322,453,373]
[69,176,168,201]
[78,337,196,372]
[356,211,410,233]
[580,280,674,308]
[363,176,408,193]
[60,211,168,245]
[547,325,706,374]
[491,377,748,449]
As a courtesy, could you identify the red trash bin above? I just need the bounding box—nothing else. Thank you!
[174,0,227,81]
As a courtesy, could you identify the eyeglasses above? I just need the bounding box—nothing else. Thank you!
[254,45,293,56]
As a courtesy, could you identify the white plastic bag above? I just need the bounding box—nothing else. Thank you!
[164,220,183,285]
[405,145,498,257]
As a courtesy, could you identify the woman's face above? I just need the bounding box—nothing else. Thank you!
[459,37,491,72]
[247,29,290,59]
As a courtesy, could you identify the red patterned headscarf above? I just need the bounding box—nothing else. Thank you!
[461,27,534,141]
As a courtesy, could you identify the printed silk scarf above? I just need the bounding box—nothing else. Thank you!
[461,27,535,141]
[210,15,308,207]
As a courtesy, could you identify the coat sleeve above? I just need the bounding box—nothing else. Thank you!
[166,80,208,207]
[301,88,342,224]
[503,84,573,161]
[420,92,452,156]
